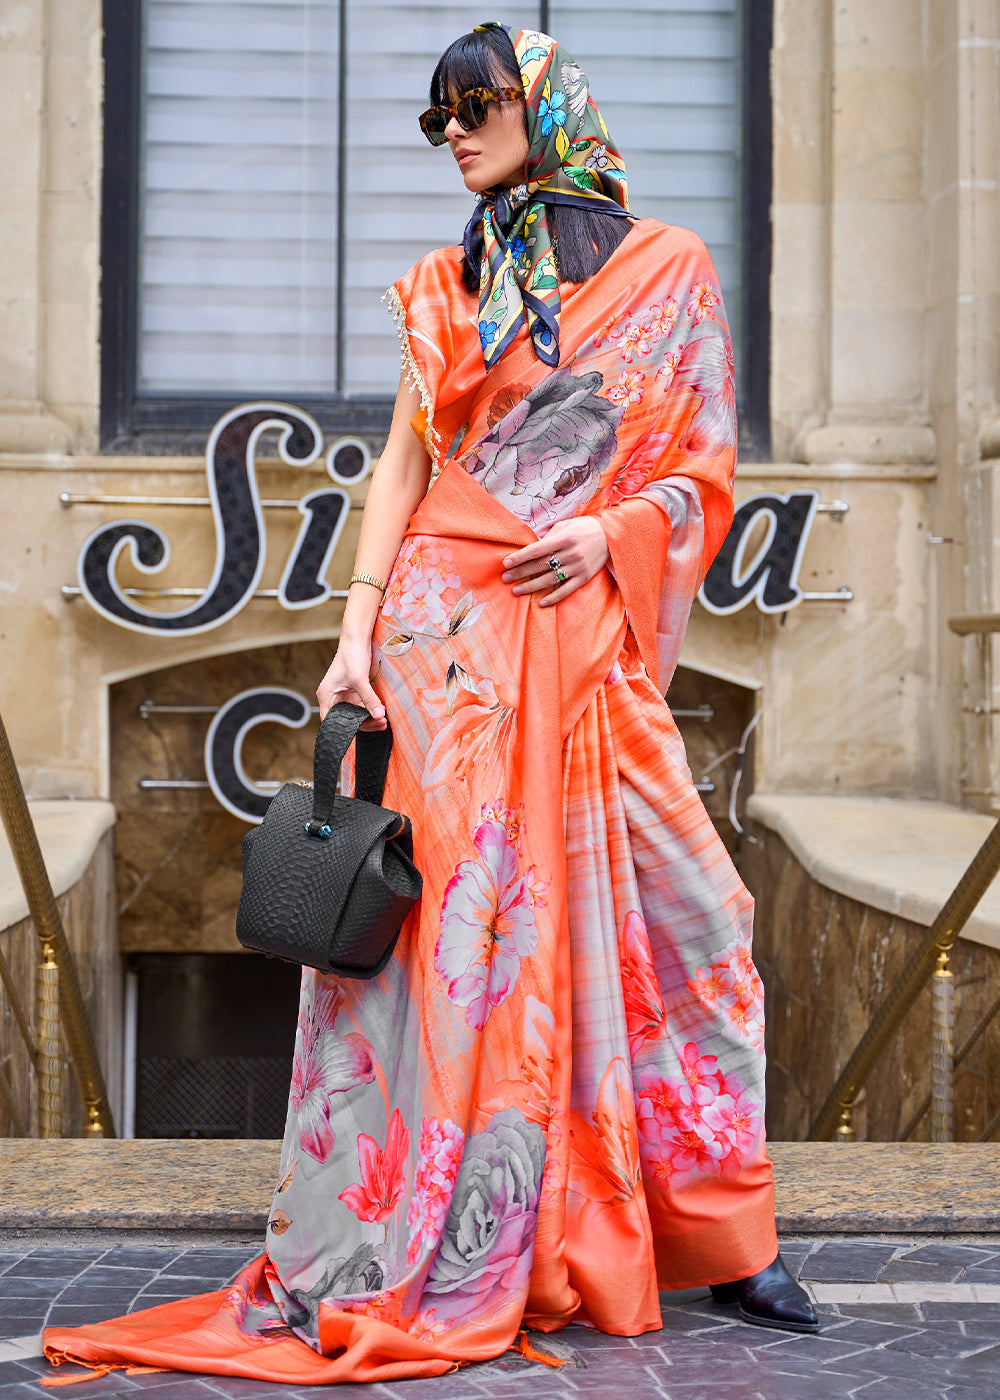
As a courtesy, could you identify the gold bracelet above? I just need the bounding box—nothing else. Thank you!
[350,572,388,594]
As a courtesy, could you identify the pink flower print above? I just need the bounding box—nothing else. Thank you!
[347,1291,396,1323]
[643,297,679,341]
[703,1079,762,1175]
[619,319,655,364]
[685,962,731,1012]
[606,369,645,405]
[223,1283,249,1325]
[406,1116,465,1263]
[289,982,375,1163]
[674,336,736,456]
[406,1309,449,1342]
[383,536,462,634]
[668,1121,726,1175]
[338,1109,410,1224]
[687,938,765,1053]
[635,1065,686,1151]
[677,1042,723,1109]
[593,309,630,348]
[619,910,667,1057]
[679,1041,722,1088]
[603,428,673,509]
[607,462,649,506]
[435,820,540,1030]
[656,348,683,388]
[479,801,525,853]
[523,864,549,910]
[686,281,719,325]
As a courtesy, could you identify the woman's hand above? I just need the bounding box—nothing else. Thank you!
[501,516,610,607]
[316,638,387,729]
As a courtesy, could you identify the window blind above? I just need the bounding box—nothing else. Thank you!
[549,0,742,366]
[137,0,741,399]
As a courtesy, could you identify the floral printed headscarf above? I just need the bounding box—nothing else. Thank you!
[463,23,632,370]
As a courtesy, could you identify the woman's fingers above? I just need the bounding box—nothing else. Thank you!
[538,574,584,606]
[503,558,564,584]
[317,680,387,729]
[512,570,559,594]
[354,678,387,730]
[501,518,608,605]
[501,537,568,577]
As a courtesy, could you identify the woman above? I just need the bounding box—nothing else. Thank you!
[43,22,816,1388]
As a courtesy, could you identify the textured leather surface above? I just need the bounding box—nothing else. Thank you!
[236,704,422,976]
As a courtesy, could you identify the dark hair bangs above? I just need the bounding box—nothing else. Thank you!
[430,26,519,104]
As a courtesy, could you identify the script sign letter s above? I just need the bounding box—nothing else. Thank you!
[77,404,323,634]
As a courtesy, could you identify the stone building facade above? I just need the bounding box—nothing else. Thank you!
[1,0,998,1139]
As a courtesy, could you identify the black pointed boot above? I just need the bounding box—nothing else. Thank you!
[709,1253,819,1333]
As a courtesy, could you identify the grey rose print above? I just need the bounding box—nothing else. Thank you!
[464,367,625,528]
[276,1243,390,1337]
[421,1107,546,1321]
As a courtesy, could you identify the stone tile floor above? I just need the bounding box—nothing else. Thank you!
[1,1238,1000,1399]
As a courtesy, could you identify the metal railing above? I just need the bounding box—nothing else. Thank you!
[0,711,115,1138]
[806,815,1000,1142]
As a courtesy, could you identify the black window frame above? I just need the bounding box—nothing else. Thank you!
[99,0,771,458]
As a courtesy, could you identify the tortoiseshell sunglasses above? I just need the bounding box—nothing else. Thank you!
[418,86,525,146]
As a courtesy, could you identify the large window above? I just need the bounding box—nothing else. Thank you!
[101,1,770,453]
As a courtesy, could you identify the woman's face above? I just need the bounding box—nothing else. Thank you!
[444,81,529,193]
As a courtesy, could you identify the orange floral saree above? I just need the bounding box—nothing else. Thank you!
[43,218,777,1387]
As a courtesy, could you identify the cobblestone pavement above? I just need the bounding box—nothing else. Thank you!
[2,1238,1000,1399]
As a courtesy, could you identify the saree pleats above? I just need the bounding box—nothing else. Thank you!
[44,219,777,1385]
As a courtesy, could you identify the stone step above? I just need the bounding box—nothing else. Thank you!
[0,1140,996,1240]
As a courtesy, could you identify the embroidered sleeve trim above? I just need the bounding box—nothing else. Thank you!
[383,286,441,482]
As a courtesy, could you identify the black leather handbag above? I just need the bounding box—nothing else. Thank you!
[236,702,421,977]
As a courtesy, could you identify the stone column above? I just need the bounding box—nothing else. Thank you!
[794,0,935,470]
[769,0,833,459]
[0,0,102,453]
[933,2,1000,808]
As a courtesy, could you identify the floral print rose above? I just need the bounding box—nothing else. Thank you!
[462,366,624,528]
[421,1108,546,1320]
[278,1244,390,1336]
[435,818,540,1031]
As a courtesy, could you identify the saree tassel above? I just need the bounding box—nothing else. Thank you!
[38,1363,115,1387]
[40,1358,170,1387]
[515,1329,566,1368]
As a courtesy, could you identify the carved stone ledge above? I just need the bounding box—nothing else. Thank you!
[797,423,937,466]
[0,401,74,454]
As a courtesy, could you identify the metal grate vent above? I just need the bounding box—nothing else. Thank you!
[136,1055,292,1139]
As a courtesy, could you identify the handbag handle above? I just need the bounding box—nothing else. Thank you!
[309,702,394,831]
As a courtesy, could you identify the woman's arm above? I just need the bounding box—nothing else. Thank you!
[317,375,431,726]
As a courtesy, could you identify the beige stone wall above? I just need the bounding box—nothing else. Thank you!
[0,0,998,819]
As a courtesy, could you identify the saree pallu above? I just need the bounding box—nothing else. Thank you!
[43,219,777,1386]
